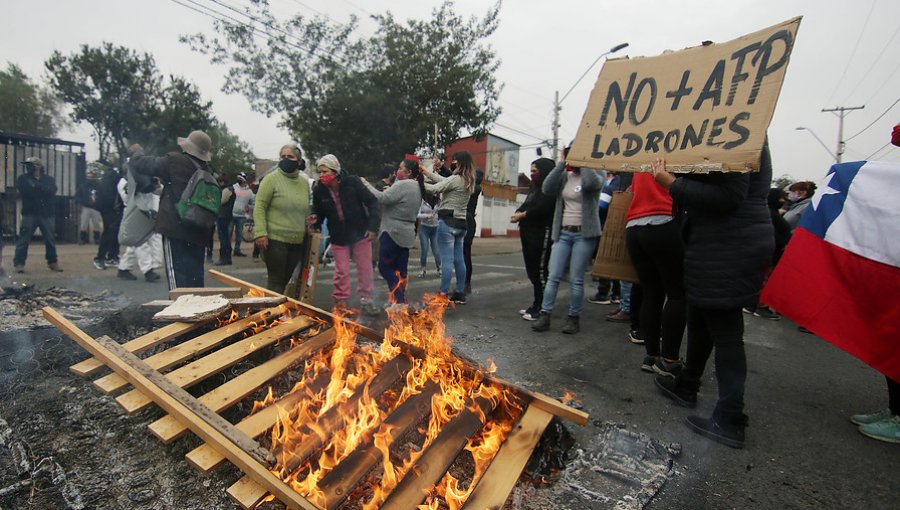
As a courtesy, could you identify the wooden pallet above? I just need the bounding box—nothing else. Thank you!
[43,270,589,510]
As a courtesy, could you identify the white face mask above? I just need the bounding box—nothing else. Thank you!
[787,191,802,202]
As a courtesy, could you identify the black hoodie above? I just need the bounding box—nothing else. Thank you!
[516,158,556,229]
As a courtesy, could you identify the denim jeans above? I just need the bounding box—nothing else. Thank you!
[437,219,466,295]
[620,281,633,313]
[230,217,246,254]
[418,224,440,270]
[541,230,596,317]
[13,214,58,266]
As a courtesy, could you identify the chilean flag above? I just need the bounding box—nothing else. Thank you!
[762,160,900,381]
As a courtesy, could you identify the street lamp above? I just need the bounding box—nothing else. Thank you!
[552,42,629,160]
[795,126,837,162]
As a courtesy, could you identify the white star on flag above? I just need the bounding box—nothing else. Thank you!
[811,171,840,211]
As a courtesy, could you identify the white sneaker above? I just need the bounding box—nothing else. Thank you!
[522,311,539,321]
[419,268,427,277]
[518,309,528,315]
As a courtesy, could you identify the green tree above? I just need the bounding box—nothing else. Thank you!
[208,120,257,178]
[45,43,216,166]
[184,0,502,175]
[0,63,66,137]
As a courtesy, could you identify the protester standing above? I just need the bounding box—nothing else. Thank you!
[511,157,555,321]
[130,130,216,289]
[780,181,816,231]
[254,150,311,294]
[116,162,162,282]
[652,144,774,449]
[13,157,63,273]
[364,158,424,305]
[214,174,235,266]
[93,166,124,269]
[310,154,380,312]
[462,169,483,295]
[230,172,255,257]
[75,171,102,245]
[416,197,441,277]
[531,153,605,334]
[424,151,476,304]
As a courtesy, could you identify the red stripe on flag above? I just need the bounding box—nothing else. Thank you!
[762,228,900,381]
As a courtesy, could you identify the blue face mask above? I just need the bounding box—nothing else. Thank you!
[279,158,299,173]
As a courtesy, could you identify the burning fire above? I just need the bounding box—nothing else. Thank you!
[255,295,524,509]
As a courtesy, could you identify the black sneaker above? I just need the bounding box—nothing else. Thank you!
[610,295,621,304]
[562,315,580,334]
[652,358,684,378]
[105,258,119,268]
[531,311,551,332]
[117,269,137,281]
[93,258,107,270]
[588,293,612,305]
[629,329,645,344]
[214,259,232,266]
[654,375,697,408]
[233,251,247,257]
[753,307,781,320]
[144,269,160,282]
[450,292,467,304]
[685,415,746,449]
[641,356,657,373]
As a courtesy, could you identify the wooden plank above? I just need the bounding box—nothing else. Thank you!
[169,286,244,298]
[208,269,383,342]
[93,306,287,394]
[69,321,203,377]
[42,307,319,510]
[116,316,313,415]
[380,396,495,510]
[143,296,287,308]
[153,294,232,323]
[209,270,591,426]
[149,328,337,444]
[462,406,554,510]
[275,354,413,474]
[490,377,590,426]
[227,476,269,510]
[186,371,332,474]
[319,382,440,510]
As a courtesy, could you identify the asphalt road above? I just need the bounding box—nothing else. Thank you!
[4,240,897,509]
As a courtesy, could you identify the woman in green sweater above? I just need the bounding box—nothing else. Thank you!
[253,149,311,293]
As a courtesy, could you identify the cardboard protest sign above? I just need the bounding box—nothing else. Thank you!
[568,17,801,173]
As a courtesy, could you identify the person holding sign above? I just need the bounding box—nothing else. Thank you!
[652,145,773,449]
[531,149,606,335]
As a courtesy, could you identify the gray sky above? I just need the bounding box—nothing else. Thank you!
[3,0,898,181]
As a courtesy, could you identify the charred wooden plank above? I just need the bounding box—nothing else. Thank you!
[185,370,332,474]
[318,382,440,510]
[462,405,554,509]
[148,328,336,443]
[169,287,244,298]
[115,315,312,415]
[92,306,287,394]
[380,396,496,510]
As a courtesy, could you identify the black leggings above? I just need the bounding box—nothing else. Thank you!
[520,225,552,311]
[626,222,686,359]
[682,305,747,419]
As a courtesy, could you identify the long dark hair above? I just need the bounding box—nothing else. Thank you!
[402,158,427,201]
[453,150,476,193]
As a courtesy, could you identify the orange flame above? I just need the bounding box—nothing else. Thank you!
[254,293,523,508]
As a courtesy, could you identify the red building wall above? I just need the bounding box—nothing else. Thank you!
[444,136,487,171]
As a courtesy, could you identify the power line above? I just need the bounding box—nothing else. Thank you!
[863,59,900,105]
[845,97,900,141]
[826,0,877,104]
[493,122,547,142]
[865,141,891,159]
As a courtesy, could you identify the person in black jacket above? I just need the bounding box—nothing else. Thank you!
[511,158,556,320]
[462,169,484,295]
[310,155,381,312]
[652,144,775,449]
[129,130,215,289]
[13,157,63,273]
[75,171,102,245]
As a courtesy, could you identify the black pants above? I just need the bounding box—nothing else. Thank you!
[463,216,476,287]
[626,222,686,359]
[263,239,305,294]
[888,376,900,415]
[682,305,746,420]
[97,209,122,261]
[216,217,232,260]
[163,236,205,290]
[519,225,552,311]
[378,232,410,304]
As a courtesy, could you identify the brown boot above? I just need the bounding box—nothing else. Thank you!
[48,262,63,272]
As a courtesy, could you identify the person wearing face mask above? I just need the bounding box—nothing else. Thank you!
[362,157,426,306]
[511,157,556,321]
[309,154,381,312]
[780,181,817,231]
[252,145,312,293]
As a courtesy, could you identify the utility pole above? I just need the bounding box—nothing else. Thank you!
[551,91,560,161]
[822,105,864,163]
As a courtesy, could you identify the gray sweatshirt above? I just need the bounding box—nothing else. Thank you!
[365,179,422,248]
